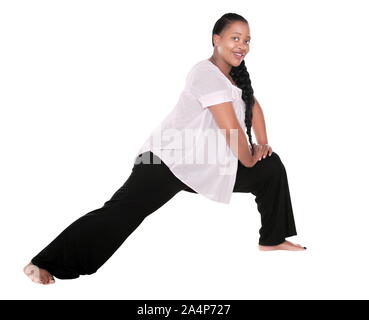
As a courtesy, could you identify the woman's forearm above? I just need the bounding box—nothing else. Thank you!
[252,98,268,145]
[224,125,253,167]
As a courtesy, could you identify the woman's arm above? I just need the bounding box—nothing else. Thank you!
[251,97,269,145]
[208,101,253,167]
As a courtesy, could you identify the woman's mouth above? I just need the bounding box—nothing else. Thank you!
[233,52,244,60]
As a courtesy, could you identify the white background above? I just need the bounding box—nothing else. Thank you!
[1,0,368,299]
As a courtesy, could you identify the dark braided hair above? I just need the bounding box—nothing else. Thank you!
[211,13,256,156]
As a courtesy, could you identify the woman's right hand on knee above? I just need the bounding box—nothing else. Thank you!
[241,144,264,168]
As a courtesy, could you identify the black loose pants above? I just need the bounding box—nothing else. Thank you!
[30,150,297,279]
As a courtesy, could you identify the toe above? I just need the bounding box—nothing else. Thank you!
[46,275,54,284]
[23,263,34,275]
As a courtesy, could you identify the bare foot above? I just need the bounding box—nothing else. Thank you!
[23,262,55,285]
[258,240,307,251]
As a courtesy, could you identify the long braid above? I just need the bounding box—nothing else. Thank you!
[230,60,256,155]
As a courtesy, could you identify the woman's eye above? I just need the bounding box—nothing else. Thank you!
[233,37,250,44]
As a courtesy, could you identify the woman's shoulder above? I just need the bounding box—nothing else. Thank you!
[189,59,216,75]
[186,59,225,85]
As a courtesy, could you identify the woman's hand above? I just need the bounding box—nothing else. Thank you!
[242,143,273,168]
[253,143,273,161]
[244,144,264,168]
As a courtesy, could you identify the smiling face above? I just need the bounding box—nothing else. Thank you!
[212,21,251,67]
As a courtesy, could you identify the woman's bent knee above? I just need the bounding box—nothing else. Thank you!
[263,151,283,176]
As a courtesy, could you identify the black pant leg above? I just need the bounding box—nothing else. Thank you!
[233,152,298,246]
[31,151,186,279]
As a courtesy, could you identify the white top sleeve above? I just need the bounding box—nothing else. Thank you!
[189,67,234,109]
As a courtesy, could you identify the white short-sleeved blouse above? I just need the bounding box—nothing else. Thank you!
[134,58,246,204]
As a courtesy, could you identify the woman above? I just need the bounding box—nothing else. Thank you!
[24,13,306,285]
